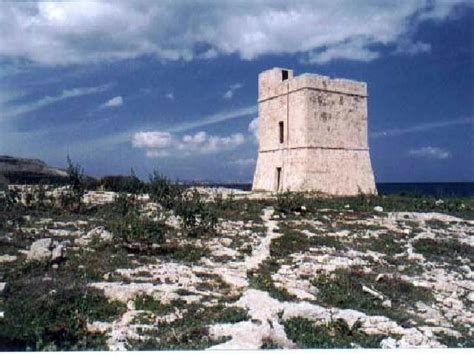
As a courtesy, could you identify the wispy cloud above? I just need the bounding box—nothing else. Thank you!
[371,117,473,138]
[165,92,174,101]
[165,105,257,133]
[223,83,243,100]
[2,84,110,119]
[101,95,123,108]
[408,146,451,160]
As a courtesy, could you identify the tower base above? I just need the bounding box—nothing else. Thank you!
[252,148,377,196]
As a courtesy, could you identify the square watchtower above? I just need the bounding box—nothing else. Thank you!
[252,67,377,195]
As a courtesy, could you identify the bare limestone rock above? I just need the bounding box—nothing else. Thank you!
[0,255,17,263]
[76,226,113,246]
[51,243,65,261]
[26,238,66,262]
[27,238,53,261]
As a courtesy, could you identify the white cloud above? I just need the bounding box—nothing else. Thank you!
[165,92,174,101]
[102,96,123,108]
[305,38,380,64]
[223,83,243,100]
[132,130,245,157]
[132,131,173,149]
[393,40,431,56]
[0,1,470,66]
[248,117,259,142]
[371,117,473,138]
[408,146,451,160]
[1,84,110,119]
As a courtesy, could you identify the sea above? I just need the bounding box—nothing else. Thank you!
[199,182,474,198]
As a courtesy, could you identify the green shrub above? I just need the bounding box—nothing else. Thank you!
[109,213,165,254]
[284,317,384,348]
[99,169,145,194]
[107,194,165,254]
[58,155,87,212]
[276,191,306,214]
[148,171,184,209]
[0,270,123,350]
[0,186,19,212]
[174,189,217,237]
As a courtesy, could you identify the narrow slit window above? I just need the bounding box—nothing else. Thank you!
[282,70,288,81]
[276,167,282,191]
[279,121,284,143]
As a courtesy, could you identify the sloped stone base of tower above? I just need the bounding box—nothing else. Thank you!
[252,148,377,196]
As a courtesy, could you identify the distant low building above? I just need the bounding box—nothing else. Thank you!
[252,68,377,196]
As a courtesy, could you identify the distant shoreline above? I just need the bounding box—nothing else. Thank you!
[191,182,474,198]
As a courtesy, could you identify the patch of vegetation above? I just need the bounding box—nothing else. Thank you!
[276,191,306,215]
[247,259,295,302]
[174,189,218,238]
[147,171,185,210]
[283,317,384,348]
[212,197,266,223]
[261,337,283,349]
[436,329,474,348]
[106,194,166,254]
[424,219,451,230]
[57,155,86,213]
[126,303,246,350]
[66,242,134,281]
[0,262,125,351]
[271,222,345,258]
[147,173,218,238]
[165,243,210,263]
[296,193,473,220]
[413,238,474,266]
[312,269,434,326]
[134,295,185,314]
[98,169,146,194]
[354,233,405,255]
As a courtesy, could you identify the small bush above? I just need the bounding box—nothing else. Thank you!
[174,189,217,237]
[276,191,306,214]
[105,193,166,254]
[109,211,165,254]
[99,169,145,194]
[284,317,384,348]
[58,156,87,212]
[0,185,20,212]
[148,171,184,209]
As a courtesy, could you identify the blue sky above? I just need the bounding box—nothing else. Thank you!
[0,1,472,182]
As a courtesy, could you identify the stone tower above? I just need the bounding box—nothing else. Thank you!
[252,68,377,195]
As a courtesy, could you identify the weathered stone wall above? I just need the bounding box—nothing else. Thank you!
[253,67,376,195]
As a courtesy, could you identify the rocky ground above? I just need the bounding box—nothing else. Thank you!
[0,187,473,350]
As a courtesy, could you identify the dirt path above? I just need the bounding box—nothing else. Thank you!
[214,207,279,288]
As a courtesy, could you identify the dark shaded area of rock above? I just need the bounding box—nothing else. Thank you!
[0,155,68,184]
